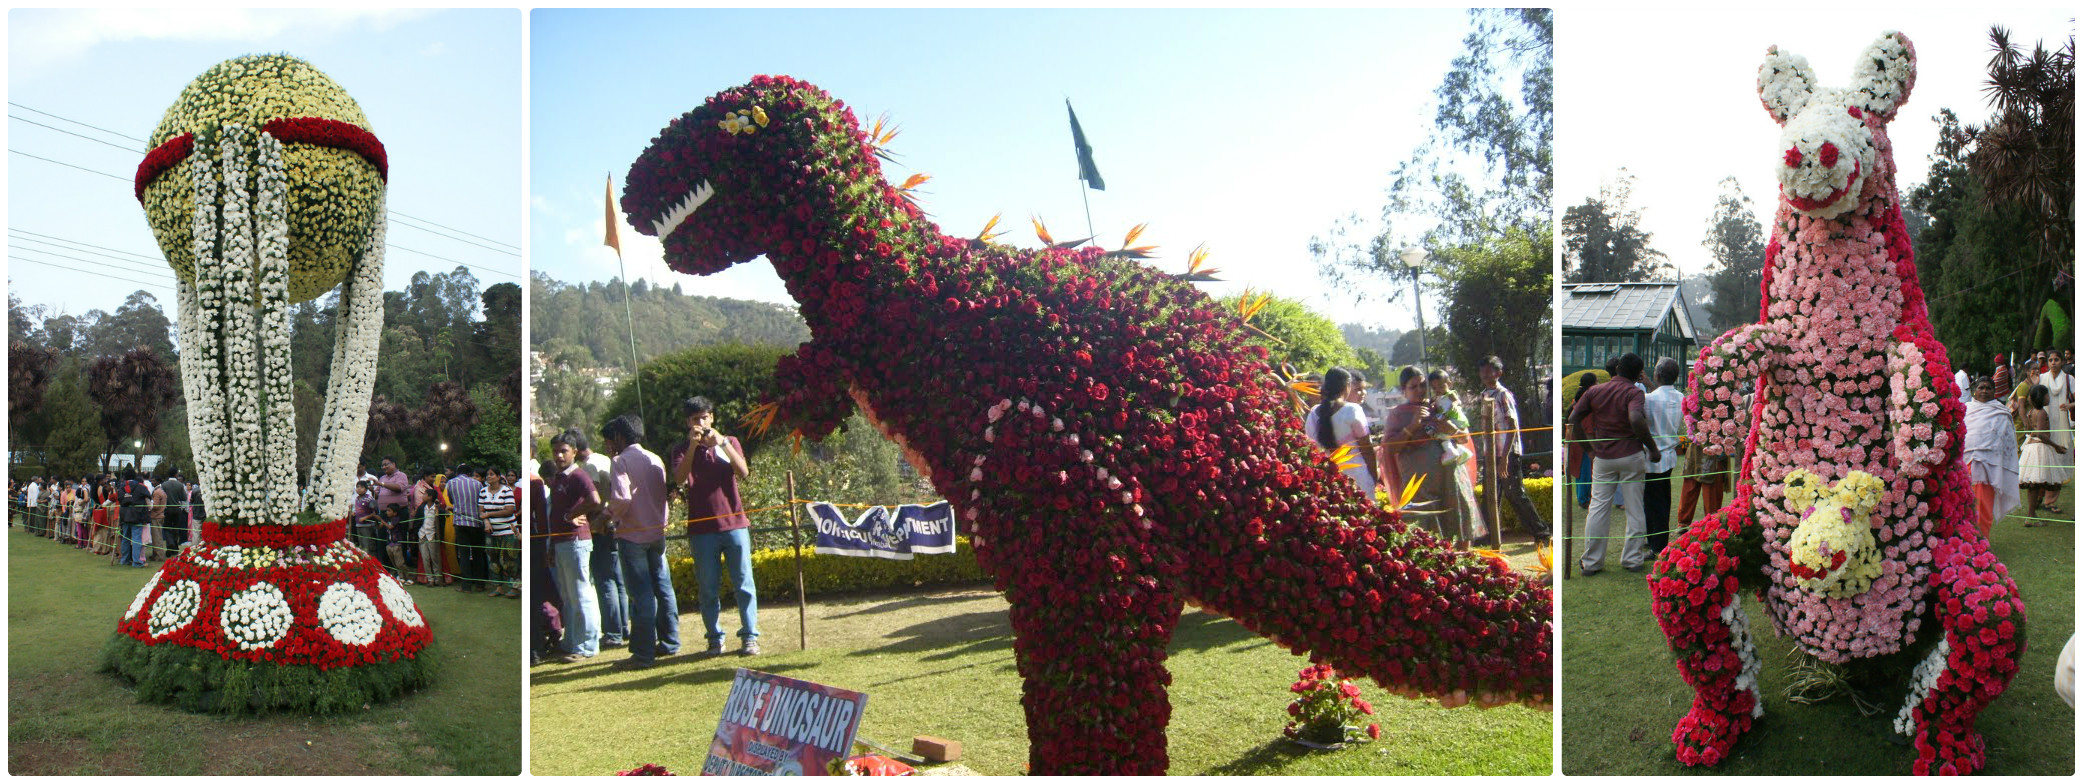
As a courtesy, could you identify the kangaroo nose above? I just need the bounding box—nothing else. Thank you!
[1818,142,1839,168]
[1784,147,1802,168]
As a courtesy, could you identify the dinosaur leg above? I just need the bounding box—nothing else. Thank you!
[1003,552,1182,775]
[1649,493,1764,766]
[1898,527,2025,775]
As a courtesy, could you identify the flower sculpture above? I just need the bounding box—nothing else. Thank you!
[104,55,433,714]
[622,75,1551,775]
[1654,32,2023,774]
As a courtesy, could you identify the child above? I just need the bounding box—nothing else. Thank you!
[418,494,443,587]
[383,504,412,584]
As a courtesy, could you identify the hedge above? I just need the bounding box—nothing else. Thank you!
[667,536,989,606]
[102,634,437,715]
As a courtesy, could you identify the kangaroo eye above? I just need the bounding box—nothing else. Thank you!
[134,117,386,203]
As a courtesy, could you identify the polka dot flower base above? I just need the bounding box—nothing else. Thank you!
[104,519,434,714]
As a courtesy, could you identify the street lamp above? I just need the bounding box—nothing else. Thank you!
[1398,247,1430,365]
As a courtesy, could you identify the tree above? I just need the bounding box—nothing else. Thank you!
[1701,176,1768,332]
[414,380,481,455]
[1562,170,1672,283]
[461,384,521,473]
[601,344,792,455]
[1312,9,1550,306]
[1389,326,1447,367]
[156,405,195,481]
[364,395,413,465]
[1435,228,1553,399]
[9,340,60,460]
[81,291,177,362]
[41,363,104,479]
[84,346,180,470]
[1240,295,1360,376]
[1966,27,2073,353]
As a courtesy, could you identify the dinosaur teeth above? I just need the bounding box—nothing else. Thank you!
[649,179,715,237]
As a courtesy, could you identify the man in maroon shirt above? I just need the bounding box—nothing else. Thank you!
[1566,353,1661,575]
[546,433,605,662]
[667,396,759,656]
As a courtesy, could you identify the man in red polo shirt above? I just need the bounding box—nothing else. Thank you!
[546,432,605,662]
[1567,352,1661,575]
[668,396,758,657]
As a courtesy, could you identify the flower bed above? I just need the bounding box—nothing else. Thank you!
[669,537,988,605]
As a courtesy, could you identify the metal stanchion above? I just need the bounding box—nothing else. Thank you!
[787,471,808,651]
[1562,445,1575,580]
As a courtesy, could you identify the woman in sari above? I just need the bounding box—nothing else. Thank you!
[93,477,120,559]
[1429,368,1489,543]
[1378,366,1475,548]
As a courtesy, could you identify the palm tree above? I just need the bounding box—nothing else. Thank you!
[1967,26,2074,350]
[85,346,181,471]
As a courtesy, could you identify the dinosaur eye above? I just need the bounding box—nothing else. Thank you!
[134,117,386,204]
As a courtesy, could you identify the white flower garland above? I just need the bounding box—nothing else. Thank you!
[254,132,300,523]
[147,579,203,638]
[219,581,294,650]
[375,572,424,628]
[317,582,384,646]
[1720,595,1765,718]
[217,126,265,524]
[125,571,164,620]
[1894,638,1950,735]
[183,145,229,505]
[303,193,386,517]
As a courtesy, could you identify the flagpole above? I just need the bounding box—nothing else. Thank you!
[607,175,645,422]
[1079,175,1095,242]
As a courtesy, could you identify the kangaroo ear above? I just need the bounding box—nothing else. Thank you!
[1851,31,1915,121]
[1758,45,1817,125]
[1783,468,1822,511]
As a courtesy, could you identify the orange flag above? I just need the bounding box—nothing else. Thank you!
[603,175,621,257]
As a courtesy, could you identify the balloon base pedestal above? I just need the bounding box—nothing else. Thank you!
[101,518,435,714]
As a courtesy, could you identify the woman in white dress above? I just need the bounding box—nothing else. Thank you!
[2037,363,2073,511]
[2019,384,2070,523]
[1304,367,1378,499]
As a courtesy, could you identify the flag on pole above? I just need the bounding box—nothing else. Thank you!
[603,175,622,257]
[1066,100,1105,191]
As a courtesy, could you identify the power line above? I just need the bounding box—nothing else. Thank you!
[9,243,176,280]
[388,211,520,253]
[9,114,143,154]
[7,102,147,143]
[9,256,173,293]
[385,243,519,278]
[9,148,128,182]
[8,228,163,262]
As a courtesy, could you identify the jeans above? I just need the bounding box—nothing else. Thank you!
[690,528,759,644]
[1583,451,1648,573]
[590,532,628,644]
[617,538,681,662]
[551,537,601,656]
[120,522,147,566]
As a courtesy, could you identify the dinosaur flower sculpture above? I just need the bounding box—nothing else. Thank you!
[1654,32,2023,775]
[105,55,432,714]
[624,75,1550,775]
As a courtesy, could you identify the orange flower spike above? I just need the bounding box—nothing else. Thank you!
[898,172,932,192]
[1183,243,1220,279]
[1289,379,1321,399]
[1121,222,1148,249]
[1236,289,1271,323]
[1386,474,1424,512]
[977,213,1005,243]
[1472,548,1511,572]
[1533,541,1554,577]
[1032,215,1056,246]
[1328,444,1363,473]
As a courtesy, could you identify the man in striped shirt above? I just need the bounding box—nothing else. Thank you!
[447,465,487,594]
[479,467,519,598]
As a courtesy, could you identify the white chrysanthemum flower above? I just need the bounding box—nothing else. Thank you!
[147,580,203,638]
[318,583,384,646]
[376,573,424,627]
[220,581,294,650]
[126,571,164,620]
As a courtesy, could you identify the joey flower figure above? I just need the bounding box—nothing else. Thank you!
[1656,32,2024,775]
[624,75,1551,775]
[106,55,432,715]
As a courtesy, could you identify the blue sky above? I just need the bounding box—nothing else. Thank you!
[530,8,1487,330]
[1556,9,2074,279]
[6,9,523,318]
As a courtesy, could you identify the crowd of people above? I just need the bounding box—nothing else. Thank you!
[531,396,761,669]
[1303,355,1553,550]
[347,457,523,596]
[10,456,523,595]
[10,466,195,566]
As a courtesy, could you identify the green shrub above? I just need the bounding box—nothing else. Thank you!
[1476,477,1554,532]
[101,634,437,715]
[669,536,988,605]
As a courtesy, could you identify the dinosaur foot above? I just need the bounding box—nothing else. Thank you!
[1672,703,1751,766]
[1912,726,1987,775]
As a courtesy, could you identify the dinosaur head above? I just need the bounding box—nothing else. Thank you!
[1757,32,1914,220]
[623,76,885,277]
[138,54,386,303]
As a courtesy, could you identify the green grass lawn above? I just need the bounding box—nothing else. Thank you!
[531,534,1552,776]
[1559,482,2074,775]
[7,522,522,775]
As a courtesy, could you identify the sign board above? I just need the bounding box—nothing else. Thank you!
[703,669,868,776]
[808,501,957,560]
